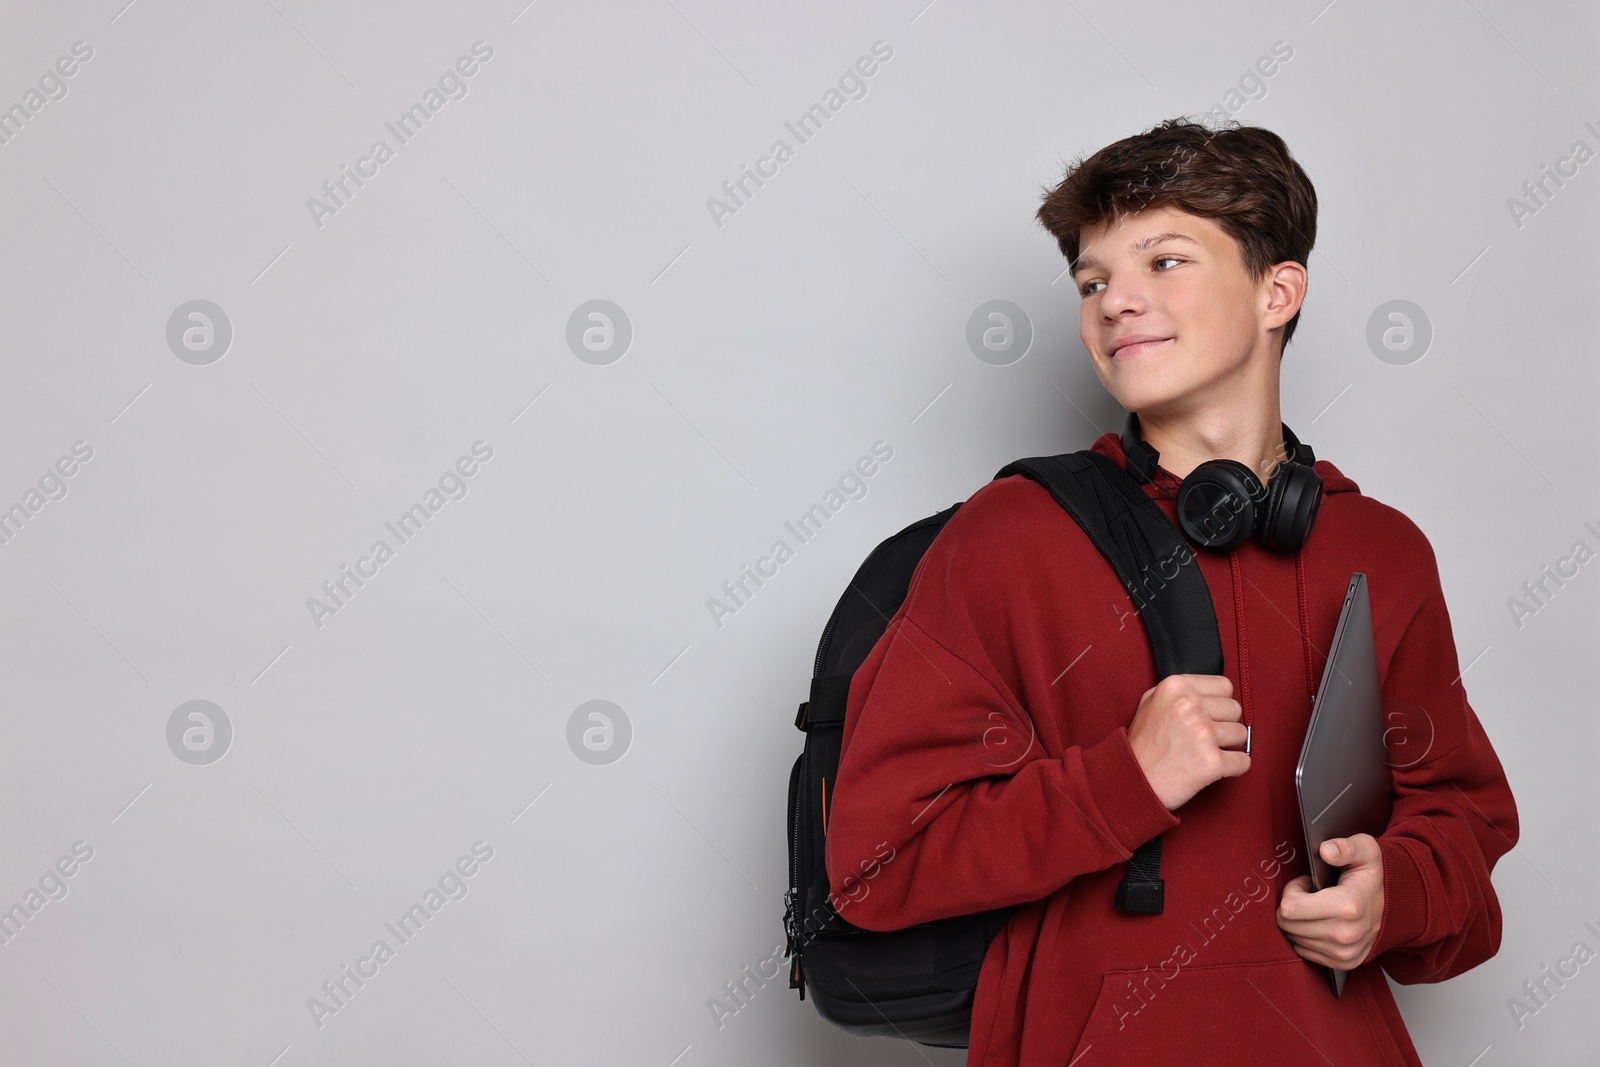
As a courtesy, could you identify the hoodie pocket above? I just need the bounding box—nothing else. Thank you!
[1067,957,1411,1067]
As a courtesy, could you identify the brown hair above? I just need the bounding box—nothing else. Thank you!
[1035,116,1317,353]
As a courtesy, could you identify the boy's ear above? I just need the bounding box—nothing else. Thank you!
[1263,260,1308,324]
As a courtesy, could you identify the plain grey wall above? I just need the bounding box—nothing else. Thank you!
[0,0,1593,1064]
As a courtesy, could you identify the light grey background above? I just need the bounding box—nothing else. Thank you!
[0,1,1594,1064]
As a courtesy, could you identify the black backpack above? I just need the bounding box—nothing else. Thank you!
[783,448,1224,1048]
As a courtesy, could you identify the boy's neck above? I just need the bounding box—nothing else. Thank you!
[1135,386,1288,483]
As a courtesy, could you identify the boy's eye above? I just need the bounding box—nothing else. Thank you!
[1077,255,1184,297]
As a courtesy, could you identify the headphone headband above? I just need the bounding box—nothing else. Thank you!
[1282,422,1314,467]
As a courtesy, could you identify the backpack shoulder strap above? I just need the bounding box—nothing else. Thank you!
[992,448,1224,914]
[993,449,1223,676]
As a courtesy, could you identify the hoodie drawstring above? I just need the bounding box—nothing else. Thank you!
[1230,548,1320,744]
[1295,548,1317,706]
[1228,550,1253,733]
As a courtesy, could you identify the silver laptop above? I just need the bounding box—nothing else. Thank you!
[1294,572,1394,997]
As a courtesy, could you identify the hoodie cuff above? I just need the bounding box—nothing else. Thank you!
[1364,834,1430,963]
[1080,726,1181,854]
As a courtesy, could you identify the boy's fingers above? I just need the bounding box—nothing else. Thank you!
[1178,673,1234,695]
[1278,878,1353,924]
[1322,833,1381,868]
[1213,721,1250,749]
[1204,698,1244,723]
[1276,875,1312,918]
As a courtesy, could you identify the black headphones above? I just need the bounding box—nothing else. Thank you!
[1119,411,1324,552]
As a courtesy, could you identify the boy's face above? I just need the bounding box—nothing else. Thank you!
[1072,205,1294,419]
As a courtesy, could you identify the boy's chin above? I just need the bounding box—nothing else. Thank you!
[1105,362,1237,419]
[1104,377,1189,419]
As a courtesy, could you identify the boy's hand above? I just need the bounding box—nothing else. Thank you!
[1126,673,1250,810]
[1276,834,1386,969]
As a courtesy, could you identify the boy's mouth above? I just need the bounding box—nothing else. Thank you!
[1110,336,1173,360]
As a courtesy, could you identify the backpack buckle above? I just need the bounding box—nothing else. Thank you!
[1114,877,1165,914]
[794,701,810,730]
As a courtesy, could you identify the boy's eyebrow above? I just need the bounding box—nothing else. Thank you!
[1071,231,1200,276]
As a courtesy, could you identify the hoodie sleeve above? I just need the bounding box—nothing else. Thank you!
[1360,530,1520,982]
[823,500,1180,932]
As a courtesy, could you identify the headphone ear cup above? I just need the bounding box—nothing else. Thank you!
[1175,460,1261,551]
[1258,463,1324,551]
[1258,465,1293,548]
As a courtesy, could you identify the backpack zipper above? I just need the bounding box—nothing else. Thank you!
[784,750,808,990]
[811,600,844,679]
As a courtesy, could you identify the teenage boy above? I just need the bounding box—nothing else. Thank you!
[825,118,1518,1066]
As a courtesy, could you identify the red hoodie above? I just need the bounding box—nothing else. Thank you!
[825,431,1518,1066]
